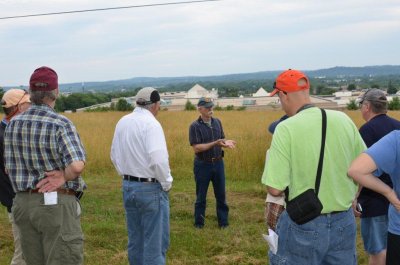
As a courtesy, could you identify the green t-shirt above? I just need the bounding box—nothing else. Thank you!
[262,107,366,213]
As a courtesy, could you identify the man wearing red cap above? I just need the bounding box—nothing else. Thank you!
[264,69,365,265]
[0,89,31,265]
[4,66,86,265]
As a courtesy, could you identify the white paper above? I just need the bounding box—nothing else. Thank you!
[262,229,279,254]
[44,192,58,205]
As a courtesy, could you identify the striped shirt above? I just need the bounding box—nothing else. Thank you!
[189,116,225,161]
[4,104,86,192]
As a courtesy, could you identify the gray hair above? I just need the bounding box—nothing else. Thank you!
[138,103,155,111]
[367,99,388,114]
[29,90,58,105]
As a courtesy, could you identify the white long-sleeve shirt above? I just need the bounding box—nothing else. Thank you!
[110,107,173,191]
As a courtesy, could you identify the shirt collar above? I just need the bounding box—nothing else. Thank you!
[1,118,8,126]
[31,104,56,113]
[296,104,315,114]
[197,116,214,124]
[134,106,155,117]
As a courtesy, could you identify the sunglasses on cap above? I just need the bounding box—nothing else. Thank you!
[273,82,287,95]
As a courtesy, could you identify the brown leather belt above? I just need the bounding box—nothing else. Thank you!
[197,157,223,163]
[22,188,77,196]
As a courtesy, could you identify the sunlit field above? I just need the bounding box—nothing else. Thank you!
[1,110,400,264]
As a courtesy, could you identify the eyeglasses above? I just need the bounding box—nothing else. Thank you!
[273,82,287,95]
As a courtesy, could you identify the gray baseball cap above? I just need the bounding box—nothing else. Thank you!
[197,97,214,108]
[136,87,160,106]
[359,89,387,104]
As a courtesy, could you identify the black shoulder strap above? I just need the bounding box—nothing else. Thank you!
[315,108,327,194]
[284,108,327,202]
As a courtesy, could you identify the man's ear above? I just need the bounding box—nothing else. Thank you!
[279,91,288,101]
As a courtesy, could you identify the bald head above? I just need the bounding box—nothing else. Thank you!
[278,88,311,116]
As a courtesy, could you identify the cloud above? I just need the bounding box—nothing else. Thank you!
[0,0,400,85]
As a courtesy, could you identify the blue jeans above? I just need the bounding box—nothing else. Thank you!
[123,180,170,265]
[269,209,357,265]
[194,159,229,226]
[361,215,388,254]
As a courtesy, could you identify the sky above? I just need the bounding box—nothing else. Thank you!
[1,0,400,86]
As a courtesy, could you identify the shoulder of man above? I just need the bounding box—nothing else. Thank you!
[189,118,201,128]
[53,113,76,127]
[212,117,223,126]
[325,108,353,122]
[387,115,400,126]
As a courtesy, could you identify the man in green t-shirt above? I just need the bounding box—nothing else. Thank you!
[263,69,365,265]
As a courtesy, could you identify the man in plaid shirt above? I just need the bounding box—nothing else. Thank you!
[4,66,86,265]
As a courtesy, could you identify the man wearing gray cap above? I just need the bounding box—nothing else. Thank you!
[111,87,173,265]
[354,88,400,265]
[189,97,236,229]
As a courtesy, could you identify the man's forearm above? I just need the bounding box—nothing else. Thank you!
[150,150,173,191]
[64,161,85,181]
[192,140,221,153]
[267,186,284,196]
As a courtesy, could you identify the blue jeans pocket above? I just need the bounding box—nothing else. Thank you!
[287,224,316,261]
[137,190,160,212]
[333,221,356,251]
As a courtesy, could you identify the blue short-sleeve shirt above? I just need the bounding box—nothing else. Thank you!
[366,130,400,235]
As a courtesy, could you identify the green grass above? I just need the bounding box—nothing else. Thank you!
[0,178,368,265]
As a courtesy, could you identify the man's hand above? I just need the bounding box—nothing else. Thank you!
[351,199,362,217]
[36,170,66,193]
[386,189,400,212]
[218,139,236,149]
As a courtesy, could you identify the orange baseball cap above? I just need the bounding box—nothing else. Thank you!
[1,89,30,108]
[270,69,310,96]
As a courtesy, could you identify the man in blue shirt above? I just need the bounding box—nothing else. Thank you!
[189,97,236,229]
[349,130,400,265]
[355,89,400,265]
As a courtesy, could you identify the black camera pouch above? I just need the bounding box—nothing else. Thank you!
[286,189,323,225]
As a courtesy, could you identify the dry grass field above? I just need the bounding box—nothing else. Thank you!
[1,110,400,264]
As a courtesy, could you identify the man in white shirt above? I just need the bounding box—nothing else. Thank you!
[111,87,173,265]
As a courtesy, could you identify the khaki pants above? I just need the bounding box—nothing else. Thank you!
[12,192,83,265]
[8,212,26,265]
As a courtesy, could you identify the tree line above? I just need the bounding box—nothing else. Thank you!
[0,76,399,112]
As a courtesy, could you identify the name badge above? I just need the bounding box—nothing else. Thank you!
[44,192,58,205]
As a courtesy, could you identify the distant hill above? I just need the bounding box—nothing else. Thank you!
[305,65,400,77]
[7,65,400,93]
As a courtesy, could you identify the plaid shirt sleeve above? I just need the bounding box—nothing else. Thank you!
[57,121,86,167]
